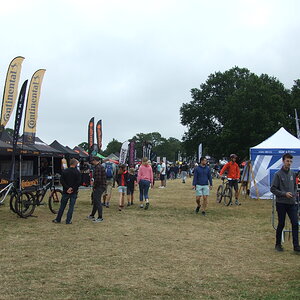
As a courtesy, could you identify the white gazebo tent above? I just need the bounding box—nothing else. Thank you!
[250,127,300,199]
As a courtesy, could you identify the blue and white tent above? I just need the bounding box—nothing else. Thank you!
[250,127,300,199]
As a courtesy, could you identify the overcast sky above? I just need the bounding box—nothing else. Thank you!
[1,0,299,149]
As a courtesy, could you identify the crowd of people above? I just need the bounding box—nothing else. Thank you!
[52,153,300,253]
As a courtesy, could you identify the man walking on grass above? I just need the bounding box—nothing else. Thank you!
[193,157,212,216]
[219,154,241,205]
[271,153,300,253]
[88,156,107,222]
[53,158,81,224]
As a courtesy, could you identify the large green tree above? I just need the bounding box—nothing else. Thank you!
[131,132,182,161]
[180,67,298,160]
[102,138,122,156]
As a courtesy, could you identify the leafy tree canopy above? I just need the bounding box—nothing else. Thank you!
[180,67,300,160]
[131,132,182,161]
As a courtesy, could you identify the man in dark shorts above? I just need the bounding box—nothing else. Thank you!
[219,154,241,205]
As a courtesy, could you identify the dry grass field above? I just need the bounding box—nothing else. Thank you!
[1,178,299,300]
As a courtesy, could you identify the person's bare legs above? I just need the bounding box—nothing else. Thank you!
[202,195,208,212]
[195,196,201,213]
[119,193,125,210]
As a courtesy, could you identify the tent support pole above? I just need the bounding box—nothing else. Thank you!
[19,154,22,190]
[250,162,260,199]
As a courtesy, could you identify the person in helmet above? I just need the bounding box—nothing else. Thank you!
[219,154,241,205]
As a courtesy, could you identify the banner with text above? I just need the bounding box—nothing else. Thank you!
[119,141,130,165]
[23,69,46,144]
[0,56,25,134]
[11,80,28,180]
[96,119,102,151]
[129,140,135,167]
[88,117,95,154]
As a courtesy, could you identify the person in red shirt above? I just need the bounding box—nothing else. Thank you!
[219,154,241,205]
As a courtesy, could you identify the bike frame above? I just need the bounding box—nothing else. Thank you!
[0,182,14,204]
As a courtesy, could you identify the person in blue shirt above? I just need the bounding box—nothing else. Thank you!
[192,157,213,216]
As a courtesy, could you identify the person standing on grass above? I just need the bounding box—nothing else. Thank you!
[270,153,300,253]
[88,156,107,222]
[127,167,137,206]
[137,157,153,210]
[53,158,81,224]
[219,154,241,205]
[180,162,188,183]
[159,159,166,188]
[116,164,128,211]
[102,158,116,208]
[192,157,212,216]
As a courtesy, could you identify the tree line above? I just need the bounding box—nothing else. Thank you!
[79,132,182,162]
[180,66,300,160]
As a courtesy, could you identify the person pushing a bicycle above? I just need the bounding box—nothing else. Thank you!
[219,154,241,206]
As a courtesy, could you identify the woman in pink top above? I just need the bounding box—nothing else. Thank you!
[137,157,153,210]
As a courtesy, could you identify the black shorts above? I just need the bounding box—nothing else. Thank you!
[160,174,166,181]
[127,187,134,195]
[228,179,238,191]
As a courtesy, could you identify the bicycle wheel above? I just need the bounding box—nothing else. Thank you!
[15,191,36,218]
[9,192,18,213]
[48,189,62,214]
[216,185,223,203]
[223,187,232,206]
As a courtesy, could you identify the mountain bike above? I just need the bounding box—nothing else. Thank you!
[216,177,232,206]
[0,181,33,215]
[12,176,63,218]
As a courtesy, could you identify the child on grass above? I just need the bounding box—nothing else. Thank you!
[116,164,128,211]
[127,168,137,206]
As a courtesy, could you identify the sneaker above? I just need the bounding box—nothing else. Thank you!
[52,219,60,223]
[140,204,144,208]
[201,211,206,216]
[102,202,106,207]
[294,245,300,252]
[145,202,150,210]
[127,202,131,207]
[93,218,104,223]
[106,202,110,208]
[275,244,284,252]
[131,202,134,205]
[66,222,72,225]
[235,200,241,206]
[87,215,95,220]
[195,206,200,214]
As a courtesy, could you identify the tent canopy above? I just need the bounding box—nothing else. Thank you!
[50,140,79,158]
[31,137,63,157]
[250,127,300,199]
[251,127,300,154]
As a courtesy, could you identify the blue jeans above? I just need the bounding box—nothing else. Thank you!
[56,193,77,224]
[276,202,299,246]
[139,180,150,201]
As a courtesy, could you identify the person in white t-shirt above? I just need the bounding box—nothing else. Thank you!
[159,159,166,188]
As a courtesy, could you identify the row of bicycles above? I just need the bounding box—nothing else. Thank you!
[0,176,62,218]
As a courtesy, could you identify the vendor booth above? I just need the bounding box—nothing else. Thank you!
[250,127,300,199]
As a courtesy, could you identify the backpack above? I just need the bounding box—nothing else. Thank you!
[105,162,114,178]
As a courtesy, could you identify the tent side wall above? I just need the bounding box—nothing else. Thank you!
[250,148,300,199]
